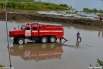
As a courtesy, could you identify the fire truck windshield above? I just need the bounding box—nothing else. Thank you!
[21,25,26,30]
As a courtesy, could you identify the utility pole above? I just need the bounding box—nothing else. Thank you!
[5,0,12,68]
[5,0,9,45]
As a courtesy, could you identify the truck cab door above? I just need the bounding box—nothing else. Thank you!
[25,27,31,37]
[32,27,38,36]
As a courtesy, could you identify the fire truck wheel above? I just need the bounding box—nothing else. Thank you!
[49,36,56,43]
[41,36,48,43]
[17,38,25,45]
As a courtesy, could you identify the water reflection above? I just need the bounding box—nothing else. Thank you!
[76,39,82,48]
[61,38,82,48]
[76,34,82,47]
[10,42,63,62]
[98,30,103,38]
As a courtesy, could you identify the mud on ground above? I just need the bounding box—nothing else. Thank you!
[0,12,103,28]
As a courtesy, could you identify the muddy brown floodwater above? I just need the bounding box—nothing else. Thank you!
[0,21,103,69]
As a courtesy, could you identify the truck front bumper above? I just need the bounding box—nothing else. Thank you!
[8,35,14,40]
[10,37,14,40]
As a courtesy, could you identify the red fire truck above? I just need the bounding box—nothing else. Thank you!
[9,22,64,44]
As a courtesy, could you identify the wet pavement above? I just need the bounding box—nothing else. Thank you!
[0,21,103,69]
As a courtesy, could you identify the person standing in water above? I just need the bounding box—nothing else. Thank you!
[100,14,102,21]
[77,31,80,41]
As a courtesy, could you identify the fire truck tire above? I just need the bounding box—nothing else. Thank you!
[17,38,25,45]
[49,36,56,43]
[41,36,48,43]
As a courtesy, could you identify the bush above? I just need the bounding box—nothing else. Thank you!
[90,58,103,69]
[0,65,3,67]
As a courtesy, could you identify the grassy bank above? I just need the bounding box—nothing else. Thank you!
[0,1,71,12]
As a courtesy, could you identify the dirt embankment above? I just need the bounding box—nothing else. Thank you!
[0,12,103,28]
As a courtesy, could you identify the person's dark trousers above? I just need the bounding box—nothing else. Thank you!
[100,18,102,21]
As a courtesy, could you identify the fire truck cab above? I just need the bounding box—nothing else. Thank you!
[9,22,64,44]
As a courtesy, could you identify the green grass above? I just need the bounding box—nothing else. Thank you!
[0,0,34,2]
[0,1,71,12]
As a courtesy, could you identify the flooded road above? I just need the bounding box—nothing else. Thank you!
[0,21,103,69]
